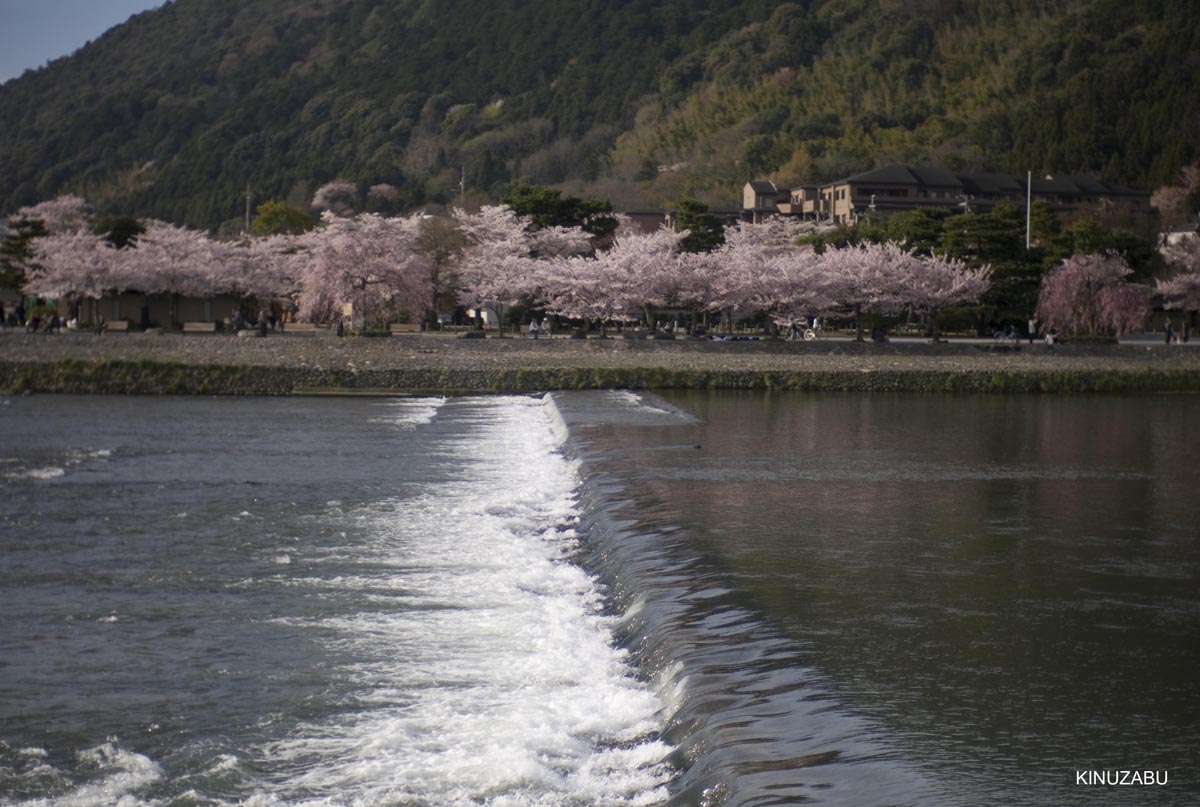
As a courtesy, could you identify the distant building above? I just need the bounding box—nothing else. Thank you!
[744,164,1151,225]
[1159,222,1199,250]
[623,210,673,233]
[743,181,791,223]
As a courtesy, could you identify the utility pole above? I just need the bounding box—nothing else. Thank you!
[1025,170,1032,249]
[244,183,254,234]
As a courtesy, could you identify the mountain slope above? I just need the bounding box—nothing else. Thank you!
[612,0,1200,207]
[1,0,1195,228]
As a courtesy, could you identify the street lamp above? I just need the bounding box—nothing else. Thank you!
[243,183,254,234]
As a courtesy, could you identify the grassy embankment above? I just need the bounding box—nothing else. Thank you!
[2,356,1199,396]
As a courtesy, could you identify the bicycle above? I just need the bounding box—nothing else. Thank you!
[993,327,1019,345]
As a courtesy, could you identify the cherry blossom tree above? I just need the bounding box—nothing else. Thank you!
[311,181,358,217]
[13,195,93,235]
[1151,160,1200,225]
[454,206,535,332]
[903,254,992,341]
[2,195,95,290]
[1156,239,1200,338]
[820,242,913,340]
[1036,253,1150,337]
[295,212,432,327]
[737,248,834,330]
[715,219,829,329]
[454,205,589,333]
[26,231,120,322]
[602,226,683,328]
[122,220,229,326]
[539,225,681,334]
[218,235,305,310]
[540,253,634,331]
[1157,271,1200,322]
[671,250,732,328]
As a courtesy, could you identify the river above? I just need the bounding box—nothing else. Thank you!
[1,391,1195,806]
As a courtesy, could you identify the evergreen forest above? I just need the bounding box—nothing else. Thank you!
[0,0,1196,229]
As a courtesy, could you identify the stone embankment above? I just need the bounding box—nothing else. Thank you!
[2,331,1200,395]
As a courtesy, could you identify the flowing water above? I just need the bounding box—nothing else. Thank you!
[0,391,1196,806]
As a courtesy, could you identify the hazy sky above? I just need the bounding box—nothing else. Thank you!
[0,0,169,84]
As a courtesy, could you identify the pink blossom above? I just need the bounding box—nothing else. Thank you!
[124,220,226,299]
[26,231,118,299]
[904,253,991,340]
[1036,253,1149,337]
[311,181,358,217]
[820,242,914,338]
[454,206,590,330]
[541,227,681,329]
[13,195,93,235]
[1156,271,1200,314]
[294,212,432,325]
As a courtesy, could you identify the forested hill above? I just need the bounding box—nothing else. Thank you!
[1,0,1197,230]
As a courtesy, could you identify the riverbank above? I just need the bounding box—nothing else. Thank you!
[3,331,1200,395]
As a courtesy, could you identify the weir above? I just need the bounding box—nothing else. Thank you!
[547,391,935,806]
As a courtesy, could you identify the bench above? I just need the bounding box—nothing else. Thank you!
[183,321,216,334]
[389,323,421,334]
[284,322,317,335]
[104,321,129,332]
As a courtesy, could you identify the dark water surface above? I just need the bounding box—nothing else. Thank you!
[1,391,1196,807]
[560,390,1199,806]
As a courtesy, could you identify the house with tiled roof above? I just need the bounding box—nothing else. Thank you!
[743,165,1150,224]
[743,180,791,223]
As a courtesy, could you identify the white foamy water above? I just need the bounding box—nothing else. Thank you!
[249,396,672,806]
[609,391,670,414]
[0,395,671,807]
[2,742,163,807]
[1,448,112,482]
[366,396,446,428]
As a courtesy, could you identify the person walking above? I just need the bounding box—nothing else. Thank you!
[1166,321,1175,345]
[1027,316,1037,344]
[529,318,540,339]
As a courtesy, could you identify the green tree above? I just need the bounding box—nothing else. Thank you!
[675,198,724,253]
[939,205,1045,321]
[740,135,789,177]
[1063,220,1160,281]
[502,182,618,238]
[886,208,949,254]
[939,205,1025,265]
[93,215,144,249]
[1029,202,1072,260]
[253,200,315,236]
[0,218,46,291]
